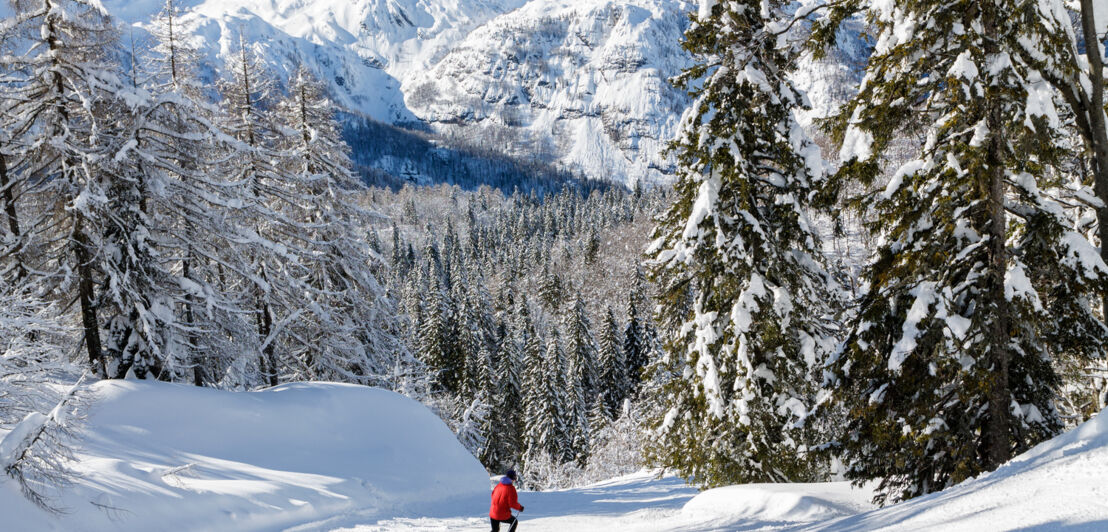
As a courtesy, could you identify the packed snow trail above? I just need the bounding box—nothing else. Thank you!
[319,473,699,532]
[317,472,875,532]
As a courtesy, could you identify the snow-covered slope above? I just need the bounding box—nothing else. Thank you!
[342,410,1108,530]
[3,382,1105,530]
[813,411,1108,531]
[0,381,488,531]
[403,0,694,187]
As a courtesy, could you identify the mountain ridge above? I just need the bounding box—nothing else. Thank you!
[101,0,866,187]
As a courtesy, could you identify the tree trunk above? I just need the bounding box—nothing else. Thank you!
[74,216,106,378]
[183,249,204,386]
[1,142,27,283]
[1079,0,1108,317]
[983,1,1012,470]
[256,300,278,387]
[0,152,19,241]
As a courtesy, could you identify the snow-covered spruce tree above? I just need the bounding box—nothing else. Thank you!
[564,294,598,402]
[563,293,597,464]
[520,302,548,466]
[524,334,572,471]
[644,0,837,487]
[623,268,657,396]
[597,307,630,418]
[487,300,525,472]
[418,270,456,393]
[474,344,504,471]
[457,297,484,404]
[0,0,126,378]
[457,323,494,462]
[539,265,564,312]
[587,392,610,438]
[1029,0,1108,319]
[1022,0,1108,423]
[455,276,497,399]
[820,0,1108,505]
[622,284,649,395]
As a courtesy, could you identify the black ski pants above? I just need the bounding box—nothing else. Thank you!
[491,516,517,532]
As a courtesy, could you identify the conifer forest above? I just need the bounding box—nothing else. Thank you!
[2,0,1108,529]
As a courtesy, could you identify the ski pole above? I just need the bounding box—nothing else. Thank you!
[508,508,523,532]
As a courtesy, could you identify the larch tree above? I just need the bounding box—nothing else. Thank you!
[273,64,404,385]
[145,0,263,386]
[0,0,125,378]
[216,34,290,386]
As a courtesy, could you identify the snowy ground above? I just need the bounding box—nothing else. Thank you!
[2,381,1105,531]
[321,473,875,532]
[0,381,489,531]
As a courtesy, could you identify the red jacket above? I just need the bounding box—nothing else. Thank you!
[489,478,522,520]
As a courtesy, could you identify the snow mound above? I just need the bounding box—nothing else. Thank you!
[820,411,1108,531]
[681,482,875,526]
[1,380,488,531]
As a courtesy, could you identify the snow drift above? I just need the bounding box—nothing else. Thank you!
[671,412,1108,531]
[815,411,1108,531]
[680,482,875,527]
[0,381,489,531]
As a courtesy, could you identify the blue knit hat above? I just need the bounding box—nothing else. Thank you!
[505,469,517,481]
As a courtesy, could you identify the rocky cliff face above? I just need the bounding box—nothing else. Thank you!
[104,0,530,124]
[402,0,695,187]
[104,0,867,187]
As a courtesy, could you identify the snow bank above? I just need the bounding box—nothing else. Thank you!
[820,411,1108,531]
[0,381,488,531]
[680,481,875,526]
[676,411,1108,531]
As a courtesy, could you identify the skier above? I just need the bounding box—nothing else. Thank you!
[489,469,524,531]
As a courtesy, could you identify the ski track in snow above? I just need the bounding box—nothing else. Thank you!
[318,473,872,532]
[325,474,708,532]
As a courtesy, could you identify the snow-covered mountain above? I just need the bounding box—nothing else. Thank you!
[403,0,695,187]
[103,0,530,124]
[101,0,866,187]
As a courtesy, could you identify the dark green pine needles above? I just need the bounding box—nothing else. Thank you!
[645,0,839,488]
[821,0,1108,505]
